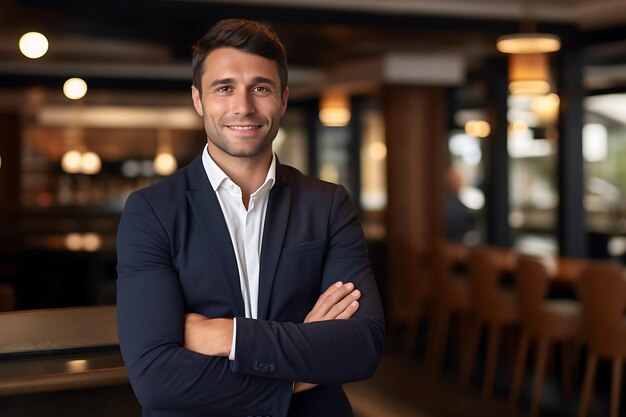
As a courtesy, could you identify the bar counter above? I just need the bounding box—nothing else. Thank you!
[0,306,139,416]
[0,348,127,397]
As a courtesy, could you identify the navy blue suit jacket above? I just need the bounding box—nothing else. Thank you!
[116,152,385,417]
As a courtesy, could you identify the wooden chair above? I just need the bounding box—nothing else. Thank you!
[427,241,471,372]
[508,256,582,417]
[577,263,626,417]
[461,246,520,399]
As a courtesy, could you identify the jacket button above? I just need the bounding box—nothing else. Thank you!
[258,362,269,372]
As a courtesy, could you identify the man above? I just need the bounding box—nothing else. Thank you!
[116,18,385,417]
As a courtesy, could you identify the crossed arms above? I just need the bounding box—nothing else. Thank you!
[184,280,363,393]
[116,184,385,416]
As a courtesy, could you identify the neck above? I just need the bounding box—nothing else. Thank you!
[207,145,272,206]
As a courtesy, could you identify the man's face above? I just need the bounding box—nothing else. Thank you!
[191,47,288,162]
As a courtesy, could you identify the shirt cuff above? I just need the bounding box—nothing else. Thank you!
[228,317,237,360]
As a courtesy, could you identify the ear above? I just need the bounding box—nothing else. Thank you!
[280,86,289,116]
[191,85,204,117]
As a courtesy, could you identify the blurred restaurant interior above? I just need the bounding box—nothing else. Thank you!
[1,0,626,416]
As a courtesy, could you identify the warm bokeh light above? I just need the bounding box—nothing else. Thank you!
[508,53,551,96]
[319,92,351,127]
[61,150,82,173]
[63,78,88,100]
[19,32,49,59]
[532,94,560,124]
[65,233,84,251]
[61,150,102,174]
[496,33,561,54]
[320,162,340,184]
[64,233,102,252]
[368,142,387,160]
[464,120,491,138]
[66,359,88,372]
[153,152,177,176]
[82,233,102,252]
[509,121,530,135]
[80,151,102,175]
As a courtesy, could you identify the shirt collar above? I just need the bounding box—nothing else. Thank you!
[201,144,276,192]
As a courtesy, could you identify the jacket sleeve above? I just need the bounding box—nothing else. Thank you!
[231,185,386,384]
[116,192,293,417]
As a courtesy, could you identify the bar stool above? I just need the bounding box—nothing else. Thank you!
[460,246,520,399]
[508,256,582,417]
[577,263,626,417]
[427,241,471,372]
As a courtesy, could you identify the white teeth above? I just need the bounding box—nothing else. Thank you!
[229,125,257,130]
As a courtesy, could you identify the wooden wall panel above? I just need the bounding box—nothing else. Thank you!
[383,85,446,329]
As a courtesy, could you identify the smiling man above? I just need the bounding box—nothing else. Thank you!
[116,19,385,417]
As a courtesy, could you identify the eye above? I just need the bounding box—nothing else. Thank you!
[216,86,233,93]
[252,86,270,94]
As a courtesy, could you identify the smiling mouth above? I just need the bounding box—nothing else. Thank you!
[227,125,261,131]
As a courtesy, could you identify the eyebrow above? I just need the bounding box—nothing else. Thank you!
[208,77,277,88]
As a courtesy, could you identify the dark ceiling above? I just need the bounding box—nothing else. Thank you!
[1,0,625,94]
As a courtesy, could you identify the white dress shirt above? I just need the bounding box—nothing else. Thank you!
[201,145,276,359]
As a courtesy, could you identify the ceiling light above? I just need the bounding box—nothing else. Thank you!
[63,78,88,100]
[154,152,177,176]
[319,92,351,127]
[496,33,561,54]
[19,32,49,59]
[80,151,102,175]
[507,53,551,96]
[61,150,82,173]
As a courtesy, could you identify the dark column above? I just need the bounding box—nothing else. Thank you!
[557,39,587,258]
[348,96,364,214]
[0,113,22,242]
[304,99,319,177]
[485,57,512,247]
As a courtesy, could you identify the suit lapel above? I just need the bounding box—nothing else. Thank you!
[186,155,245,318]
[257,164,292,320]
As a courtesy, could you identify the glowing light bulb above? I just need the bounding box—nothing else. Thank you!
[61,150,82,173]
[80,151,101,175]
[464,120,491,138]
[154,152,177,176]
[19,32,49,59]
[63,78,88,100]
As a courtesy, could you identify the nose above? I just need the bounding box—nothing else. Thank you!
[231,90,255,115]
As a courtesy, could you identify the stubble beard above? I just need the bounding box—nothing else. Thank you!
[207,128,276,159]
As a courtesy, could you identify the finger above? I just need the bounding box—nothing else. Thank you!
[335,300,360,320]
[305,281,348,322]
[307,283,354,321]
[308,281,343,313]
[322,289,361,320]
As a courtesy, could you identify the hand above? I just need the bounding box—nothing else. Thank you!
[304,281,361,323]
[294,281,361,394]
[184,313,233,357]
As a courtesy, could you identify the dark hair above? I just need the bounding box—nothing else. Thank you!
[192,19,288,93]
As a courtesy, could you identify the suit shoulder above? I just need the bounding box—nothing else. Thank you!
[280,164,341,195]
[127,165,192,209]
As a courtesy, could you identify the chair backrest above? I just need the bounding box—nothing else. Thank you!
[578,263,626,356]
[433,241,467,297]
[515,256,550,328]
[468,246,502,315]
